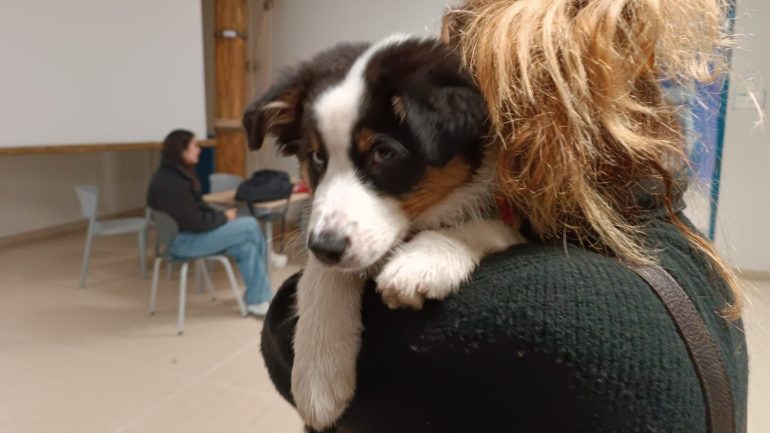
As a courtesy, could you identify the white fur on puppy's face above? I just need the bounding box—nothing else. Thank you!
[309,172,409,271]
[308,35,412,271]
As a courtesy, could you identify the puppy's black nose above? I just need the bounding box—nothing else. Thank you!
[308,231,349,265]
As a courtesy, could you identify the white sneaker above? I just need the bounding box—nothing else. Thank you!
[246,302,270,317]
[269,252,288,269]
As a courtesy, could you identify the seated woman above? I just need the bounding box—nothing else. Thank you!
[147,129,272,316]
[259,0,748,432]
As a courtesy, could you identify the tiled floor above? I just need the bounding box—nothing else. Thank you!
[1,230,768,433]
[0,230,304,433]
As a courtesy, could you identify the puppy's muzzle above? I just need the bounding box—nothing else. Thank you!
[308,231,350,265]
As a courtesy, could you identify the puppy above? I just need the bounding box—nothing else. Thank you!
[243,35,525,430]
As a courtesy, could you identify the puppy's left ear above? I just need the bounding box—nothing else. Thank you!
[242,69,306,155]
[371,40,489,167]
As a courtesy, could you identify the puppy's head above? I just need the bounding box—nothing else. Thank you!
[243,35,489,271]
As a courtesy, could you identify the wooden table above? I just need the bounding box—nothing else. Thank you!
[203,189,311,270]
[203,189,310,211]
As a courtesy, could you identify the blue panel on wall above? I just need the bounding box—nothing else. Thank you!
[195,146,214,194]
[708,1,737,241]
[666,1,735,240]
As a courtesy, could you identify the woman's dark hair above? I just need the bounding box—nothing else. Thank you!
[162,129,195,166]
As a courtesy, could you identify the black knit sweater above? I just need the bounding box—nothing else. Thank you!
[260,213,748,433]
[147,163,227,233]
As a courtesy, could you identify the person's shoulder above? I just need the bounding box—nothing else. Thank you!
[153,164,184,180]
[360,241,673,352]
[150,165,188,190]
[451,242,650,320]
[474,242,638,292]
[353,241,708,432]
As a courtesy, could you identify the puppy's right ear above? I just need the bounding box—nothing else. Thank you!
[242,71,305,154]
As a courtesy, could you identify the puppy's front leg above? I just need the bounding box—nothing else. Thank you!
[292,257,365,431]
[377,219,525,309]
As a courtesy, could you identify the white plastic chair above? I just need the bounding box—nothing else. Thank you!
[74,185,148,288]
[148,209,246,335]
[146,207,177,281]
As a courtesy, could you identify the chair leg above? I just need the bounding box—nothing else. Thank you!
[201,260,216,301]
[194,260,203,294]
[79,228,94,288]
[138,230,147,279]
[215,257,247,316]
[177,262,189,335]
[279,212,288,253]
[166,262,173,280]
[149,257,162,314]
[264,220,273,275]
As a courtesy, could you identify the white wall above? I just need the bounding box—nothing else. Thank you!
[0,151,157,238]
[3,0,456,238]
[715,0,770,272]
[269,0,449,67]
[248,0,453,176]
[0,0,207,147]
[0,0,206,238]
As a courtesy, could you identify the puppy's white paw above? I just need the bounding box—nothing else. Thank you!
[292,354,356,431]
[376,232,477,309]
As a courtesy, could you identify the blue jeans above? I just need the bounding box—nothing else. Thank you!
[169,217,272,305]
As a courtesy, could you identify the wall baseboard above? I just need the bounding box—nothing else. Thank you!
[0,139,215,156]
[0,208,146,249]
[0,209,302,251]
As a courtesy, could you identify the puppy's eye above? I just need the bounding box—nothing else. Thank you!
[311,151,325,169]
[280,140,302,156]
[372,145,397,165]
[367,135,407,170]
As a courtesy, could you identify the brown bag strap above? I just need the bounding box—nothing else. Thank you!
[627,263,735,433]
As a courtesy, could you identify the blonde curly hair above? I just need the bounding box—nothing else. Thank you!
[443,0,741,318]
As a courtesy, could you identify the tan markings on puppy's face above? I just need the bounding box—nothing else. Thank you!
[259,95,298,130]
[391,96,407,123]
[355,128,377,154]
[309,130,322,153]
[399,156,472,219]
